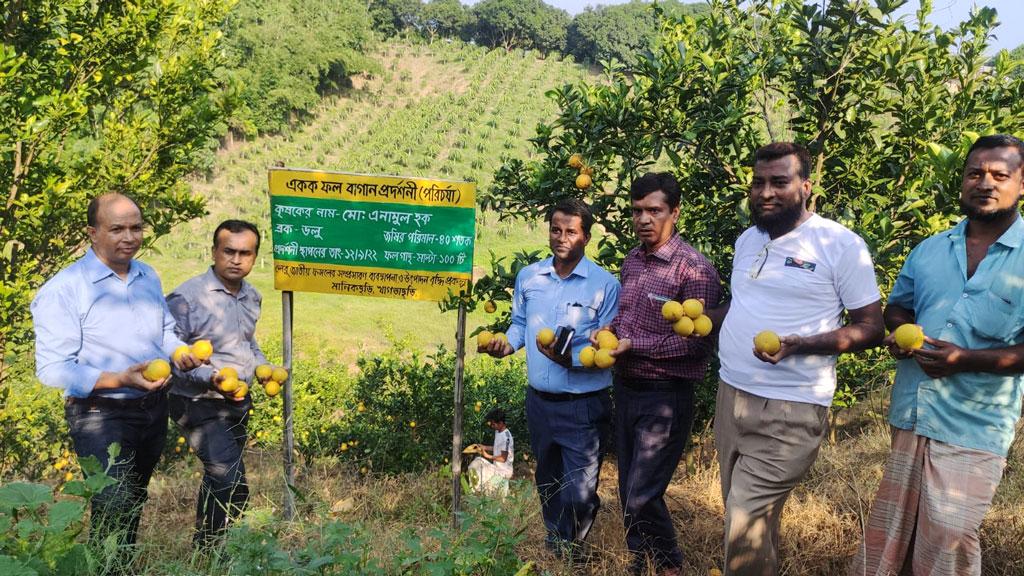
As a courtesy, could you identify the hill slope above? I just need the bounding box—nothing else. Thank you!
[149,42,592,365]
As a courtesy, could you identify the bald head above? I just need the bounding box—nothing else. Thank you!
[86,193,144,275]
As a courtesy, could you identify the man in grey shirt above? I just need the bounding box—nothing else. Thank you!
[166,219,272,547]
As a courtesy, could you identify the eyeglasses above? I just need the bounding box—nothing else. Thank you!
[749,244,770,279]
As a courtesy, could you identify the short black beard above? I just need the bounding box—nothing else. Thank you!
[752,202,804,238]
[959,199,1020,224]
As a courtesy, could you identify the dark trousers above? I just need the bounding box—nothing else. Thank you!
[169,394,250,547]
[614,377,696,573]
[65,394,168,550]
[525,386,611,545]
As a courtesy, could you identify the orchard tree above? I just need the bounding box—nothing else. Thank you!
[0,0,234,384]
[567,0,707,67]
[471,0,571,53]
[456,0,1024,427]
[368,0,422,36]
[421,0,474,42]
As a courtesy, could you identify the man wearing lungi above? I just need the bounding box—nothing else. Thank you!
[851,134,1024,575]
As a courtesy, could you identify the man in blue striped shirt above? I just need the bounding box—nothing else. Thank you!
[482,198,619,563]
[32,193,200,553]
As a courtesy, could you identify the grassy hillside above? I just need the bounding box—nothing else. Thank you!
[147,42,592,366]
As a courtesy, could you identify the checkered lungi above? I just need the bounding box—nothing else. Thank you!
[849,427,1006,576]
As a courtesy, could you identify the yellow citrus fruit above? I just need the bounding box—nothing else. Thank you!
[893,323,925,351]
[64,471,74,482]
[673,316,695,337]
[594,348,616,369]
[682,299,704,319]
[357,402,366,413]
[265,380,281,397]
[54,458,68,470]
[493,332,508,343]
[341,442,349,451]
[172,345,191,364]
[360,466,368,474]
[192,340,214,361]
[477,330,494,348]
[579,345,597,368]
[142,359,171,382]
[177,436,186,445]
[218,366,238,380]
[271,367,289,382]
[475,401,482,412]
[409,421,416,428]
[255,364,273,380]
[580,165,594,176]
[174,446,182,454]
[219,376,239,393]
[537,327,556,346]
[693,315,713,337]
[234,382,248,399]
[575,173,592,190]
[754,330,781,355]
[596,330,618,350]
[568,153,584,168]
[483,300,497,313]
[662,300,684,322]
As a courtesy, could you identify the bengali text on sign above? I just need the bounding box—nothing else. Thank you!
[269,168,475,301]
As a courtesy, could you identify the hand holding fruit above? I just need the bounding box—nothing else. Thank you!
[583,327,629,368]
[212,367,247,402]
[171,342,208,371]
[129,359,171,391]
[477,329,513,358]
[885,323,924,359]
[663,298,713,337]
[752,331,802,364]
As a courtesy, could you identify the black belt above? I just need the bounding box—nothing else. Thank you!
[615,376,697,392]
[529,386,607,402]
[66,390,168,410]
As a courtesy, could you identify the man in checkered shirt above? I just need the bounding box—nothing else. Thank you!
[597,172,722,576]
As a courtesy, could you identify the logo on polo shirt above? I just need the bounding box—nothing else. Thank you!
[784,257,816,272]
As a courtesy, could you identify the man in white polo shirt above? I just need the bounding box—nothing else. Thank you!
[709,142,884,575]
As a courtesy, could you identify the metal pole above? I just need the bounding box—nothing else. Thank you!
[450,302,467,530]
[282,290,296,520]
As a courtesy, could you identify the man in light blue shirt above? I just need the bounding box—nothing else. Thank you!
[32,193,199,554]
[482,198,619,562]
[852,135,1024,575]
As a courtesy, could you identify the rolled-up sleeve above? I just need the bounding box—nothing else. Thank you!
[505,272,527,351]
[31,284,101,398]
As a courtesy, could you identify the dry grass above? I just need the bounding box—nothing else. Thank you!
[134,399,1024,575]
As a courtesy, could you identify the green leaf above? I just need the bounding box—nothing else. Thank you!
[0,556,37,576]
[0,482,52,511]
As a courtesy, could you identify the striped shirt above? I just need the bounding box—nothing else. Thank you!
[611,233,722,381]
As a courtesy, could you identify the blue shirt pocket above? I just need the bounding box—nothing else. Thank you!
[968,284,1021,344]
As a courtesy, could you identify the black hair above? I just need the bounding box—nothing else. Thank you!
[753,142,812,180]
[630,172,681,209]
[966,134,1024,171]
[484,407,506,424]
[213,219,261,253]
[546,198,594,236]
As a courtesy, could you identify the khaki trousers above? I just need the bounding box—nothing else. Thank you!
[714,381,829,576]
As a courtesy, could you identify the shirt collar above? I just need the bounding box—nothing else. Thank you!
[83,248,143,283]
[947,215,1024,249]
[538,256,591,279]
[203,266,250,298]
[642,233,682,262]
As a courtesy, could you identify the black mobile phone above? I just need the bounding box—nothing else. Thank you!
[553,326,575,358]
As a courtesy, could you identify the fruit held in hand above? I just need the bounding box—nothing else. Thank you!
[142,359,171,381]
[893,323,925,351]
[172,345,191,363]
[537,327,556,347]
[192,340,213,361]
[219,376,239,393]
[493,332,508,343]
[234,382,248,399]
[271,367,289,382]
[692,315,713,337]
[682,299,703,319]
[255,364,273,380]
[662,300,683,322]
[595,330,618,350]
[265,380,281,397]
[673,316,694,337]
[477,330,494,348]
[218,366,238,380]
[754,330,781,355]
[594,348,615,369]
[579,346,596,368]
